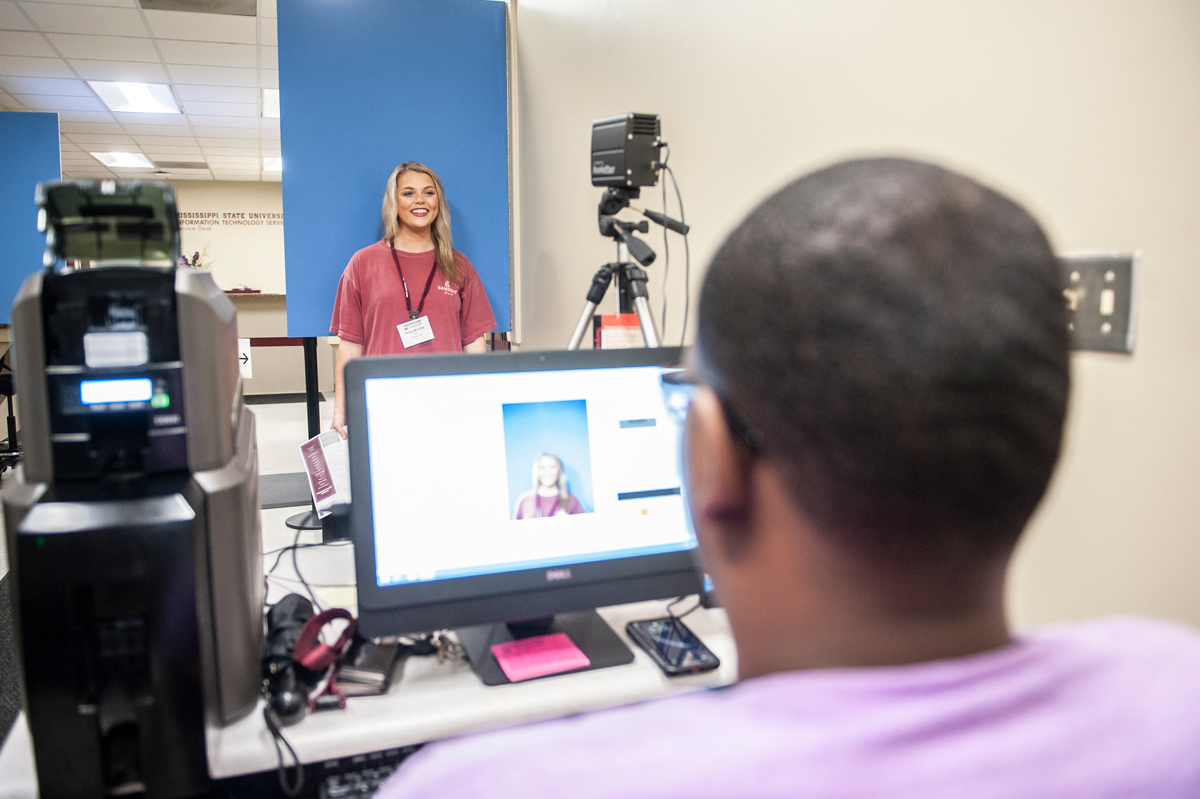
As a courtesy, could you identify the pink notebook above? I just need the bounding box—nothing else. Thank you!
[490,633,591,682]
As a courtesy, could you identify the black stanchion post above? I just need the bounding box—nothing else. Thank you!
[303,336,320,439]
[286,337,324,531]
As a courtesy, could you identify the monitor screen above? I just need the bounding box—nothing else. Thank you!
[347,348,702,638]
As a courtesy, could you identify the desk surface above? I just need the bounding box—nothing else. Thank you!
[0,541,737,791]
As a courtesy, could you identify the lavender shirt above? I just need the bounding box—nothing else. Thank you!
[379,618,1200,798]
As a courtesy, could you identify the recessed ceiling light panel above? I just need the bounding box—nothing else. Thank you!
[88,81,180,114]
[262,88,280,119]
[263,157,282,172]
[92,152,156,169]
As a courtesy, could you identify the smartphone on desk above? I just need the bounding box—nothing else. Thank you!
[626,616,720,676]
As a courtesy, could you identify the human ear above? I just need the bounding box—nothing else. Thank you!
[685,388,754,531]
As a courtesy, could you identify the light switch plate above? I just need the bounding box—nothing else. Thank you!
[1060,253,1139,354]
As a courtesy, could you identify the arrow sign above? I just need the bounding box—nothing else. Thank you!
[237,338,253,380]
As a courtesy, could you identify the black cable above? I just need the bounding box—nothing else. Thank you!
[267,574,355,590]
[291,526,323,612]
[263,705,304,797]
[664,164,689,346]
[659,145,671,337]
[263,540,351,558]
[665,594,702,620]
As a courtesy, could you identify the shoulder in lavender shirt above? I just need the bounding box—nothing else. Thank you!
[379,617,1200,799]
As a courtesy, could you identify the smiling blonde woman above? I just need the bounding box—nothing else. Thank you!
[329,162,497,437]
[513,453,586,520]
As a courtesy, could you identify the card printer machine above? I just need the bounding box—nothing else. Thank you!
[2,181,263,798]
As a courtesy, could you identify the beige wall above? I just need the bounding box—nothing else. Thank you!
[513,1,1200,627]
[174,180,286,294]
[172,180,334,394]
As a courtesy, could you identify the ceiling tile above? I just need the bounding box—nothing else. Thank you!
[56,108,116,123]
[143,9,254,44]
[22,4,148,36]
[257,0,274,18]
[174,84,254,103]
[66,132,136,145]
[259,68,276,89]
[195,135,257,147]
[159,39,255,68]
[14,93,105,111]
[206,155,257,164]
[212,175,260,181]
[181,100,255,117]
[259,116,277,130]
[0,2,37,31]
[187,114,256,128]
[165,172,212,180]
[144,150,202,160]
[58,140,81,151]
[257,20,275,46]
[59,120,124,133]
[132,134,197,145]
[121,123,190,136]
[259,46,276,70]
[135,138,199,148]
[167,63,255,87]
[197,145,257,155]
[108,169,159,178]
[0,30,56,57]
[68,59,167,82]
[0,76,91,96]
[261,173,279,182]
[64,168,116,179]
[112,111,187,125]
[260,129,279,141]
[48,33,158,61]
[0,55,73,77]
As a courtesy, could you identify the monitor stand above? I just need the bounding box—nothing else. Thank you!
[457,610,634,686]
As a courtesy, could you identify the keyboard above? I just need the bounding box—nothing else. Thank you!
[318,746,423,799]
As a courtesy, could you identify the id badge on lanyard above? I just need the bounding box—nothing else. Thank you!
[397,316,435,348]
[389,243,438,348]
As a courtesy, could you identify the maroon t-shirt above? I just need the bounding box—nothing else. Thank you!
[329,241,497,355]
[514,492,586,520]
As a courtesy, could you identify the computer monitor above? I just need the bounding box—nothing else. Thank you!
[345,347,702,684]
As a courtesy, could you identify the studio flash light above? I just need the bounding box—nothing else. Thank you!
[591,113,663,188]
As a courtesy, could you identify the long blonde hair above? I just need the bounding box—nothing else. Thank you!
[532,453,571,508]
[381,162,459,284]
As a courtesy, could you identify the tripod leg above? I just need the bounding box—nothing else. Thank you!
[619,264,661,348]
[567,302,599,351]
[632,296,660,348]
[567,264,617,350]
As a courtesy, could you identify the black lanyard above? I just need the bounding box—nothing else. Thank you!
[388,243,438,320]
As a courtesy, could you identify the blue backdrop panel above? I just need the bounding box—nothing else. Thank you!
[0,112,60,323]
[278,0,510,337]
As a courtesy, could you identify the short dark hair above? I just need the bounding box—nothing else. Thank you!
[698,158,1069,560]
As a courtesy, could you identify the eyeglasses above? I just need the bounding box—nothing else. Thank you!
[660,369,765,454]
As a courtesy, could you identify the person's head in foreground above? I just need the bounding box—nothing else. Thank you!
[384,158,1200,798]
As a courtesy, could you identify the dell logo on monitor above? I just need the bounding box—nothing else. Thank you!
[545,568,572,582]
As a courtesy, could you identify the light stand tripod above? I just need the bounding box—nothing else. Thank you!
[567,187,687,350]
